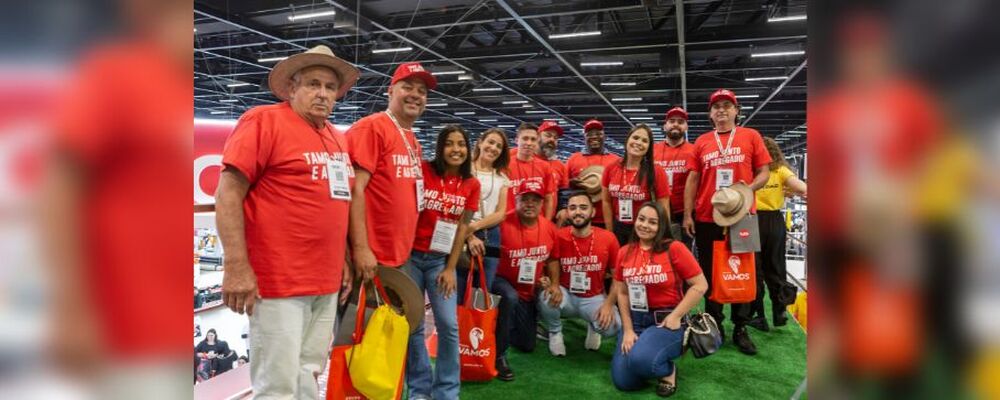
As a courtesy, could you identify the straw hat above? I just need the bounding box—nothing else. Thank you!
[710,183,753,227]
[571,165,605,203]
[267,45,360,100]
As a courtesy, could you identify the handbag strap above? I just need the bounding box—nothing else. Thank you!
[351,276,393,344]
[461,256,493,309]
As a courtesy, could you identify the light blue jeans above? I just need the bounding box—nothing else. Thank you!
[538,286,621,336]
[402,250,460,400]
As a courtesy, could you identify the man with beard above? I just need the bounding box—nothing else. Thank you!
[537,192,621,356]
[348,62,436,277]
[537,120,572,224]
[566,119,622,229]
[653,107,697,244]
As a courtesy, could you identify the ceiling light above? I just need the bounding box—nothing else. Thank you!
[426,103,448,107]
[621,108,648,112]
[548,31,601,39]
[502,100,528,105]
[227,82,251,88]
[339,105,360,110]
[521,104,533,108]
[210,111,227,115]
[612,97,642,102]
[479,119,497,122]
[735,94,760,99]
[751,50,806,58]
[258,56,289,63]
[219,99,238,103]
[498,124,516,128]
[431,70,466,76]
[630,117,653,121]
[472,87,502,92]
[455,112,475,115]
[288,10,337,21]
[580,61,623,67]
[768,15,807,23]
[745,76,789,81]
[601,82,636,86]
[525,110,549,114]
[372,46,412,54]
[740,106,753,110]
[432,125,446,129]
[193,28,197,33]
[458,75,474,81]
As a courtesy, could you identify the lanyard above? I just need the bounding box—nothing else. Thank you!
[619,165,639,188]
[713,128,737,157]
[571,232,596,266]
[631,246,651,275]
[384,110,423,179]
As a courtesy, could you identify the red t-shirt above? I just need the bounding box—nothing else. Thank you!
[653,141,697,216]
[347,112,423,266]
[413,161,481,253]
[222,102,354,298]
[601,163,670,223]
[554,227,620,298]
[55,40,191,358]
[497,214,558,301]
[613,241,701,310]
[567,152,622,225]
[688,127,772,223]
[506,152,556,212]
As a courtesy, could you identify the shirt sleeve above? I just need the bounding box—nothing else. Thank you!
[750,130,773,170]
[653,167,670,200]
[669,241,701,280]
[345,116,381,174]
[221,111,270,184]
[465,178,481,213]
[543,162,557,194]
[601,164,613,189]
[606,233,621,277]
[613,247,626,282]
[688,141,703,172]
[778,166,795,184]
[557,162,569,188]
[54,55,115,164]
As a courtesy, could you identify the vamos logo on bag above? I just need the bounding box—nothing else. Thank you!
[723,255,751,281]
[460,327,491,357]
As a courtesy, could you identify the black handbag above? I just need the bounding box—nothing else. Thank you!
[669,254,723,358]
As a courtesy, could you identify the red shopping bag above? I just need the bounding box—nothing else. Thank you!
[708,240,757,304]
[457,256,499,381]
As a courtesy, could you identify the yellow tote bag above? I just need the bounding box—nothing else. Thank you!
[345,277,410,400]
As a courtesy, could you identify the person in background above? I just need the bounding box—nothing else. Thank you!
[195,328,231,380]
[506,123,557,219]
[566,119,622,229]
[611,202,707,398]
[652,107,697,245]
[404,125,481,400]
[747,137,807,332]
[537,121,570,224]
[457,128,511,302]
[602,124,671,245]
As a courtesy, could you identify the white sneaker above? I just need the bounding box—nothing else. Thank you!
[548,332,566,356]
[584,324,602,351]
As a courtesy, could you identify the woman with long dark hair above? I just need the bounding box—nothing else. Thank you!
[602,124,671,245]
[610,201,707,397]
[404,124,481,400]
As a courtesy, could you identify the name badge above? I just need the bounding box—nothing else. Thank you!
[518,258,537,284]
[429,219,458,254]
[716,168,734,191]
[326,160,352,200]
[618,199,634,223]
[416,178,425,212]
[569,271,590,294]
[628,283,648,312]
[666,169,674,190]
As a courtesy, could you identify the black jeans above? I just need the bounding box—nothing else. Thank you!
[751,210,789,317]
[492,276,538,355]
[694,221,753,328]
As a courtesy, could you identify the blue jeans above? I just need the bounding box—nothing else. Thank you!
[402,250,459,400]
[611,310,686,391]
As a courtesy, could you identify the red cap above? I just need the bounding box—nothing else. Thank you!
[583,119,604,132]
[391,62,437,90]
[517,180,546,198]
[538,120,564,137]
[709,89,738,108]
[664,107,688,121]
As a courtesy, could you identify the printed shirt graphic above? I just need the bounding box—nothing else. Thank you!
[554,227,620,298]
[497,213,558,301]
[222,102,354,298]
[413,161,481,252]
[613,241,701,310]
[652,141,698,216]
[688,127,772,223]
[505,153,556,212]
[601,163,670,222]
[347,112,422,266]
[566,152,622,225]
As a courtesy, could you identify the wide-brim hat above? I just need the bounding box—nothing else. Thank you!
[711,183,753,227]
[268,45,360,101]
[374,266,424,333]
[571,165,605,203]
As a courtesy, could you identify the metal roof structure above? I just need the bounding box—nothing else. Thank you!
[194,0,807,158]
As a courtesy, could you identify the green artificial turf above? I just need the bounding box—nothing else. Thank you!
[459,298,806,399]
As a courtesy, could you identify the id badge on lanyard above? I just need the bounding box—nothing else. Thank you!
[628,283,648,312]
[569,271,590,294]
[618,199,634,223]
[416,178,425,212]
[518,258,537,284]
[429,219,458,254]
[716,168,734,190]
[326,160,352,200]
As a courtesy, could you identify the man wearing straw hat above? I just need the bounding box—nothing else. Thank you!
[216,45,359,399]
[682,89,771,356]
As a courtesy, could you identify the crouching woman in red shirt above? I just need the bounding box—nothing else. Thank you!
[611,201,707,398]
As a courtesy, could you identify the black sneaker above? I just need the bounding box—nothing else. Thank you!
[496,355,515,381]
[718,323,726,345]
[733,326,758,355]
[773,310,788,327]
[536,324,549,341]
[747,316,770,332]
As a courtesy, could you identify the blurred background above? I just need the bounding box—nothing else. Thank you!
[0,0,996,399]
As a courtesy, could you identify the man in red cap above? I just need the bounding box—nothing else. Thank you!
[536,120,572,223]
[653,107,697,245]
[507,123,557,219]
[566,118,622,229]
[682,89,771,356]
[348,62,437,279]
[493,180,560,381]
